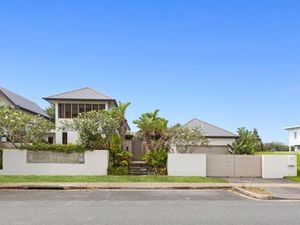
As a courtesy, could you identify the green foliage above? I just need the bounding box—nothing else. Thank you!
[0,107,55,149]
[111,101,131,148]
[133,110,168,152]
[143,149,168,175]
[232,127,260,155]
[108,134,132,175]
[253,128,263,151]
[62,110,119,150]
[26,142,85,153]
[108,167,129,175]
[45,105,55,122]
[167,125,209,153]
[263,142,289,152]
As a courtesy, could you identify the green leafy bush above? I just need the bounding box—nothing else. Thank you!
[108,134,132,175]
[26,142,85,154]
[143,149,168,175]
[108,166,129,175]
[232,127,261,155]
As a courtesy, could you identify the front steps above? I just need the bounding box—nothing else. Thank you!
[129,161,153,175]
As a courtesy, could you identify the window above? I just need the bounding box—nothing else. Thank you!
[48,137,54,145]
[79,104,85,114]
[62,132,68,145]
[99,104,106,110]
[294,132,298,139]
[58,104,65,118]
[92,104,98,111]
[65,104,71,118]
[86,104,92,112]
[72,104,78,118]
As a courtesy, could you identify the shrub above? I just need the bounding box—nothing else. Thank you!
[26,142,85,154]
[143,149,168,175]
[232,127,261,155]
[108,166,129,175]
[108,134,132,175]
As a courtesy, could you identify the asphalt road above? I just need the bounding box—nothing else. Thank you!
[0,189,299,225]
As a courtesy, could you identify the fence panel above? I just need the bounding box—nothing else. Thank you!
[234,155,262,177]
[207,155,262,177]
[207,155,235,177]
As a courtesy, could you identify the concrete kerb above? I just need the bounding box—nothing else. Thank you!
[0,182,300,200]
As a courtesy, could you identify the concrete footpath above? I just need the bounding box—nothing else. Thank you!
[1,181,300,200]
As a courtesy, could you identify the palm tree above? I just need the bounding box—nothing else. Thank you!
[133,109,168,152]
[111,102,131,149]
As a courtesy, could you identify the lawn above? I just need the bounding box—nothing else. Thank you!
[0,175,227,183]
[257,151,300,182]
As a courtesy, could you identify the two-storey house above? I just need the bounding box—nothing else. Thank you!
[43,87,117,145]
[284,125,300,152]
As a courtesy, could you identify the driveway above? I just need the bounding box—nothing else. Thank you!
[0,190,300,225]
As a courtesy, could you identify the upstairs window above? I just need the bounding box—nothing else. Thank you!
[92,104,99,111]
[57,103,107,118]
[65,104,71,118]
[72,104,78,118]
[86,104,92,112]
[294,132,298,139]
[99,104,106,110]
[79,104,85,114]
[58,104,64,118]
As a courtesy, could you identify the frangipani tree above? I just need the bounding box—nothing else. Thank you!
[166,125,209,153]
[62,110,119,150]
[0,107,54,149]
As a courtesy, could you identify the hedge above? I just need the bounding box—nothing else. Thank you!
[25,143,85,154]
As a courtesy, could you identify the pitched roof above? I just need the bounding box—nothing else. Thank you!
[284,125,300,130]
[183,118,238,138]
[43,87,116,102]
[0,87,49,118]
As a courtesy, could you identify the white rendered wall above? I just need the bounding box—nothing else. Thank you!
[288,128,300,147]
[208,138,236,146]
[262,155,297,178]
[0,149,109,176]
[167,154,206,177]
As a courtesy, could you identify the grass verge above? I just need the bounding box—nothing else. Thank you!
[0,175,227,183]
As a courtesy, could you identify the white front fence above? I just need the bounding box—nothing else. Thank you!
[168,154,297,178]
[0,149,109,176]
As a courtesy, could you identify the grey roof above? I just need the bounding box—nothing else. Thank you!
[0,87,49,118]
[184,118,238,138]
[43,87,116,102]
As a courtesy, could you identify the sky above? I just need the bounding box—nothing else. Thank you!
[0,0,300,143]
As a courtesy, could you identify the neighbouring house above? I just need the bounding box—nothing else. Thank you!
[43,87,131,150]
[284,125,300,152]
[176,118,238,154]
[0,87,49,144]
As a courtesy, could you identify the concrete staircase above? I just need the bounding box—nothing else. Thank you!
[129,161,153,175]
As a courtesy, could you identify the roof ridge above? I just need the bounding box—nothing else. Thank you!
[185,118,237,136]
